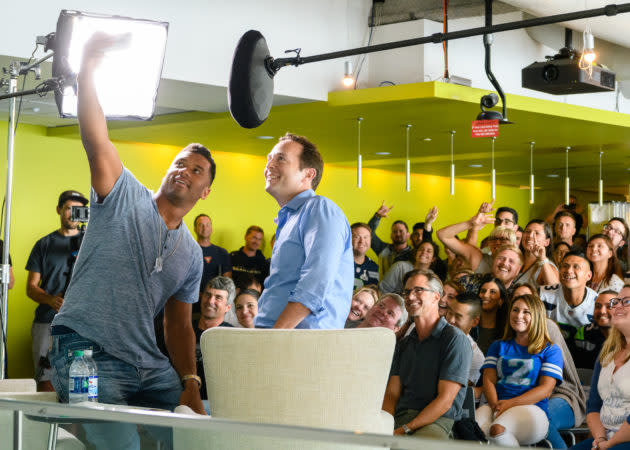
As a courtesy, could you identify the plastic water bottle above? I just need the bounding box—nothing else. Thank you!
[68,350,89,403]
[84,349,98,402]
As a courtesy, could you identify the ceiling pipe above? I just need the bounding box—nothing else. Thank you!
[483,0,509,123]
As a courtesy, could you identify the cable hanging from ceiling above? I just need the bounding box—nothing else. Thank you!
[565,146,571,205]
[599,150,604,205]
[356,117,363,188]
[529,142,535,205]
[405,124,412,192]
[449,130,456,195]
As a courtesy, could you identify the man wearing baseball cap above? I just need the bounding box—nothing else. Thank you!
[25,189,88,391]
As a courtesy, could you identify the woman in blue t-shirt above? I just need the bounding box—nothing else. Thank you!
[476,293,564,446]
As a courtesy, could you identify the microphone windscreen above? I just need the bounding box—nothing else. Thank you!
[228,30,274,129]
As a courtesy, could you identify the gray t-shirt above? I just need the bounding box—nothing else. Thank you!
[390,317,472,420]
[52,168,202,368]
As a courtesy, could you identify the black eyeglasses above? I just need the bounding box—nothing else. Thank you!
[495,218,514,226]
[603,224,624,237]
[402,286,436,299]
[609,297,630,309]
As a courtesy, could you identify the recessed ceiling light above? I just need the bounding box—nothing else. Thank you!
[423,138,432,142]
[547,174,559,178]
[375,152,390,155]
[468,164,483,168]
[256,136,274,140]
[32,107,40,113]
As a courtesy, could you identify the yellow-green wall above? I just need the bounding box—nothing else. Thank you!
[1,121,536,377]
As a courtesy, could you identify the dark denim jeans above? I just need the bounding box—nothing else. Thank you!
[49,329,182,450]
[548,397,575,449]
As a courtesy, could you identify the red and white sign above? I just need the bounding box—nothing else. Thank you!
[471,119,499,138]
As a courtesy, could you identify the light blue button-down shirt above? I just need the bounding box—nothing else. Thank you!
[255,189,353,329]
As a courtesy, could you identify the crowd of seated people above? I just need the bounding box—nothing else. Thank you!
[335,198,630,447]
[182,198,630,447]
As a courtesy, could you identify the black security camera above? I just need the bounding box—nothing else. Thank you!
[480,93,499,109]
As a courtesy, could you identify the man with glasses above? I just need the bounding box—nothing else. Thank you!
[569,290,616,369]
[540,250,597,341]
[383,269,471,439]
[602,217,629,272]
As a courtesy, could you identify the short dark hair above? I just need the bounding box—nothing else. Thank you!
[246,225,264,236]
[194,214,210,228]
[412,222,425,231]
[182,143,216,186]
[496,206,518,225]
[392,220,409,231]
[235,289,261,304]
[454,292,482,319]
[351,222,371,233]
[279,133,324,190]
[562,250,592,271]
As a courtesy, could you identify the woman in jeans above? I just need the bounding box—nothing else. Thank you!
[477,293,563,446]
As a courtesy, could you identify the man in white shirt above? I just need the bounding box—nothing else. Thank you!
[540,250,597,340]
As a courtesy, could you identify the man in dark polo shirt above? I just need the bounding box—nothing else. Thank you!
[193,214,231,295]
[383,269,471,439]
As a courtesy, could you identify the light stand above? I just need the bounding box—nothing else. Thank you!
[0,52,61,379]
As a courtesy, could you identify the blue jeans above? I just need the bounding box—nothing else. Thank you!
[49,329,182,450]
[547,397,575,449]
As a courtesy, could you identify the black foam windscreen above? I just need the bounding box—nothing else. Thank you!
[228,30,275,129]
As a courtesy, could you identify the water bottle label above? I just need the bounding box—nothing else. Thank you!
[70,376,85,394]
[82,376,89,393]
[88,376,98,400]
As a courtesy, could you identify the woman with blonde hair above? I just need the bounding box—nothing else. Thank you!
[570,285,630,450]
[476,294,563,446]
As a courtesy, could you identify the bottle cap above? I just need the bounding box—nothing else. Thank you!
[73,350,84,357]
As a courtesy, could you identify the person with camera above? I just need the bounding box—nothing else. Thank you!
[25,190,88,392]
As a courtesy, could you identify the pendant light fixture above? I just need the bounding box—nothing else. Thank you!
[356,117,363,188]
[599,150,604,205]
[565,146,571,205]
[491,136,496,200]
[450,130,456,195]
[529,142,535,204]
[405,124,412,192]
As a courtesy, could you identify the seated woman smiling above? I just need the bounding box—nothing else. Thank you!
[476,294,563,446]
[234,289,260,328]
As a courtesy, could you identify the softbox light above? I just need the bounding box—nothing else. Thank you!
[52,10,168,120]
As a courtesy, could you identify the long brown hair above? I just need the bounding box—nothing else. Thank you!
[502,294,552,354]
[587,234,622,288]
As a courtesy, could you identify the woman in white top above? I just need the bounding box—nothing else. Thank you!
[515,219,559,289]
[570,284,630,450]
[586,234,624,294]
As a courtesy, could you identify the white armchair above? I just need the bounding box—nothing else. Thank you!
[174,327,396,450]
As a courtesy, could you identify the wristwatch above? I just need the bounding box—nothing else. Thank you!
[402,424,413,435]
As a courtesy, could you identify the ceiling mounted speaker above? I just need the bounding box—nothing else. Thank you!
[228,30,275,128]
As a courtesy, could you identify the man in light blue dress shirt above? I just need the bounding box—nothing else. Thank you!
[254,133,354,329]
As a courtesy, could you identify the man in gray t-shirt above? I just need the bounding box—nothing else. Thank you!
[48,34,214,449]
[383,269,472,440]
